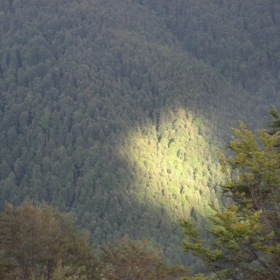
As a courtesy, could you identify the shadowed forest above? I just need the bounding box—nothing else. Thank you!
[0,0,279,271]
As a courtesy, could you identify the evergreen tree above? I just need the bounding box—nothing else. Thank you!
[268,106,280,149]
[181,113,280,280]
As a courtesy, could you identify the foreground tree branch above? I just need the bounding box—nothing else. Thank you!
[181,110,280,280]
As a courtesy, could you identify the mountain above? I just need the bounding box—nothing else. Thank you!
[0,0,279,268]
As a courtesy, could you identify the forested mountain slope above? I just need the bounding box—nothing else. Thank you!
[142,0,280,105]
[0,0,279,267]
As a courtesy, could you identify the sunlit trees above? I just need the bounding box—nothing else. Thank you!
[0,201,91,280]
[181,114,280,280]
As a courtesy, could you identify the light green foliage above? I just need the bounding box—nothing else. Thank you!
[220,122,280,224]
[182,274,213,280]
[181,117,280,279]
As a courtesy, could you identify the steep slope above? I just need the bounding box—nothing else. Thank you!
[140,0,280,110]
[0,0,279,267]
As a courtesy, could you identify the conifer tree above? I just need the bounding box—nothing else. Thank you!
[181,113,280,280]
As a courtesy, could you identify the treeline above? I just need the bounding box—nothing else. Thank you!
[0,201,190,279]
[0,0,279,268]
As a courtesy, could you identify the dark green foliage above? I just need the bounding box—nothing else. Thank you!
[268,106,280,149]
[141,0,280,97]
[0,0,279,268]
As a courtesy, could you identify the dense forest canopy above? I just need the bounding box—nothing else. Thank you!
[0,0,279,268]
[181,112,280,280]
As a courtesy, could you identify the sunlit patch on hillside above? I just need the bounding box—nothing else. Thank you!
[116,107,223,223]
